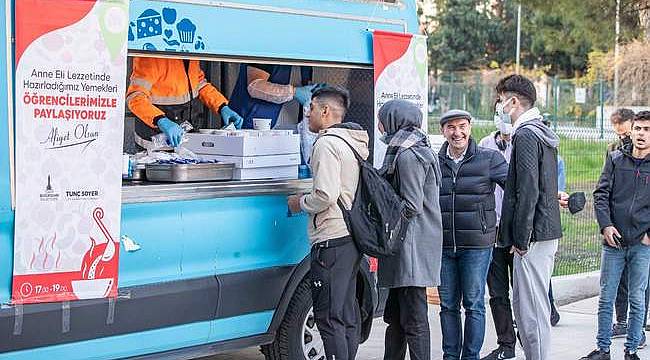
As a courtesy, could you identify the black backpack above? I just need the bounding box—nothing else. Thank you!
[321,134,410,258]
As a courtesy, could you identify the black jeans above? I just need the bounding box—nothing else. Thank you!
[486,246,516,350]
[383,287,431,360]
[614,264,650,328]
[311,237,361,360]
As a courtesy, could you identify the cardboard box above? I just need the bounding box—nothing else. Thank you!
[233,166,298,180]
[185,132,300,156]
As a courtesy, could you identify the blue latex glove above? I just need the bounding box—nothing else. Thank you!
[220,105,243,129]
[157,117,184,147]
[294,84,326,106]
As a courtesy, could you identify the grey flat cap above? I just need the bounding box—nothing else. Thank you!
[440,109,472,126]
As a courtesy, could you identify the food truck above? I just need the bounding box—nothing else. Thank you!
[0,0,425,359]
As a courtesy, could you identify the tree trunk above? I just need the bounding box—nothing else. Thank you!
[640,0,650,41]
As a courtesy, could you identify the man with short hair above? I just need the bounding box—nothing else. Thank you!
[287,86,369,360]
[437,109,509,360]
[496,75,562,360]
[608,108,636,153]
[581,111,650,360]
[605,108,639,340]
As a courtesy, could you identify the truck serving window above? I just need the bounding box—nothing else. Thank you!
[122,55,374,188]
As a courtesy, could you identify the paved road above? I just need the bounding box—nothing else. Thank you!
[204,296,646,360]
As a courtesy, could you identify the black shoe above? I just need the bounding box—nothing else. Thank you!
[579,349,611,360]
[624,351,640,360]
[612,323,628,339]
[551,305,561,327]
[481,346,516,360]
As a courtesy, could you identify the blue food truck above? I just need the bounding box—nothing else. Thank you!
[0,0,419,359]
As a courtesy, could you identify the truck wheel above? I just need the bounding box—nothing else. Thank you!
[262,278,326,360]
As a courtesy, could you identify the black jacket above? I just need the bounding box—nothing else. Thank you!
[438,138,508,249]
[499,119,563,250]
[594,145,650,247]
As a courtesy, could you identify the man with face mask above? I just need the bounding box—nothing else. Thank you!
[608,108,635,153]
[480,111,565,360]
[495,75,563,360]
[479,114,516,360]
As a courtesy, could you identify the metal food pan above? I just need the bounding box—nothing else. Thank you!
[145,162,235,182]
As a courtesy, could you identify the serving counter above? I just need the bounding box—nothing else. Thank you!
[121,178,312,204]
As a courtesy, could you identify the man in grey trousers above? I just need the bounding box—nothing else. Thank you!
[496,75,563,360]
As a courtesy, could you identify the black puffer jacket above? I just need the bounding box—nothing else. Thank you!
[438,138,508,249]
[499,119,563,250]
[594,145,650,247]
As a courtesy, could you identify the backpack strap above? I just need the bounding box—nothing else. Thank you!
[320,133,364,163]
[316,134,359,226]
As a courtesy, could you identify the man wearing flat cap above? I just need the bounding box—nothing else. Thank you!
[436,109,509,360]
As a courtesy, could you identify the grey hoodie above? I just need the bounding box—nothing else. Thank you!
[520,119,560,149]
[513,108,560,148]
[300,123,369,245]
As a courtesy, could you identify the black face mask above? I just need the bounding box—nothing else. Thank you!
[621,136,633,147]
[495,133,510,152]
[496,139,508,152]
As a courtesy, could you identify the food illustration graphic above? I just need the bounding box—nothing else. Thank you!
[136,9,162,39]
[129,7,205,52]
[71,207,118,299]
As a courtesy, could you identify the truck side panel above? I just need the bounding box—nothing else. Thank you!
[128,0,418,64]
[0,311,273,360]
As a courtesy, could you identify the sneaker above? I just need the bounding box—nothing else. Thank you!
[612,323,628,338]
[624,351,640,360]
[579,349,611,360]
[551,305,561,327]
[481,346,516,360]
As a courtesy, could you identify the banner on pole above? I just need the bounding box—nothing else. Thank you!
[372,30,428,167]
[12,0,129,304]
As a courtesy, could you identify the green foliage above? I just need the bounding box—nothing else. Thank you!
[429,0,644,77]
[429,0,492,71]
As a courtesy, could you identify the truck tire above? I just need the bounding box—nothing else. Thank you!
[262,277,325,360]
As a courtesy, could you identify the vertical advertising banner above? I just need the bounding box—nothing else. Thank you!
[12,0,129,304]
[373,30,428,167]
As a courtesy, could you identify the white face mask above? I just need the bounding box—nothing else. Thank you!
[495,97,516,126]
[494,114,513,135]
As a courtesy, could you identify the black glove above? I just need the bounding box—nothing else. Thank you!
[568,192,586,214]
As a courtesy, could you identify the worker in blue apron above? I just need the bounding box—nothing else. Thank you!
[229,64,322,129]
[229,64,324,165]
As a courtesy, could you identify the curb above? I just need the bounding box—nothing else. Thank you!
[552,271,600,306]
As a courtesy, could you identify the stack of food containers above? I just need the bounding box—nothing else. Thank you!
[183,130,301,180]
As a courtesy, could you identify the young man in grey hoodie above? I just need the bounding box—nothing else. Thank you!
[496,75,563,360]
[288,86,369,360]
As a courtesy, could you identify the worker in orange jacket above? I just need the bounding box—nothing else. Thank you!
[127,57,243,148]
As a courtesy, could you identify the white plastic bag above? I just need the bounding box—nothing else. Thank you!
[150,120,195,150]
[298,104,318,165]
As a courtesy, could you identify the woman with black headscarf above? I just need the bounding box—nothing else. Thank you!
[377,99,443,360]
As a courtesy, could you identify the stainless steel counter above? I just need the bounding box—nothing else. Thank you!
[121,178,312,204]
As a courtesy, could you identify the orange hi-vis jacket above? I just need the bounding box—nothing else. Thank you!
[126,57,228,128]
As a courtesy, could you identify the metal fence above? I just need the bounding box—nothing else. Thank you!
[429,122,607,276]
[429,73,618,140]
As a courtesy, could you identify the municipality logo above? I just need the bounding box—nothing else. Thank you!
[39,175,59,201]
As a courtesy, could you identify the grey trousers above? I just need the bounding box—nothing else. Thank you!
[512,239,559,360]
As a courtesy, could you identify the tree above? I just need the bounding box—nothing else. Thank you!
[429,0,492,71]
